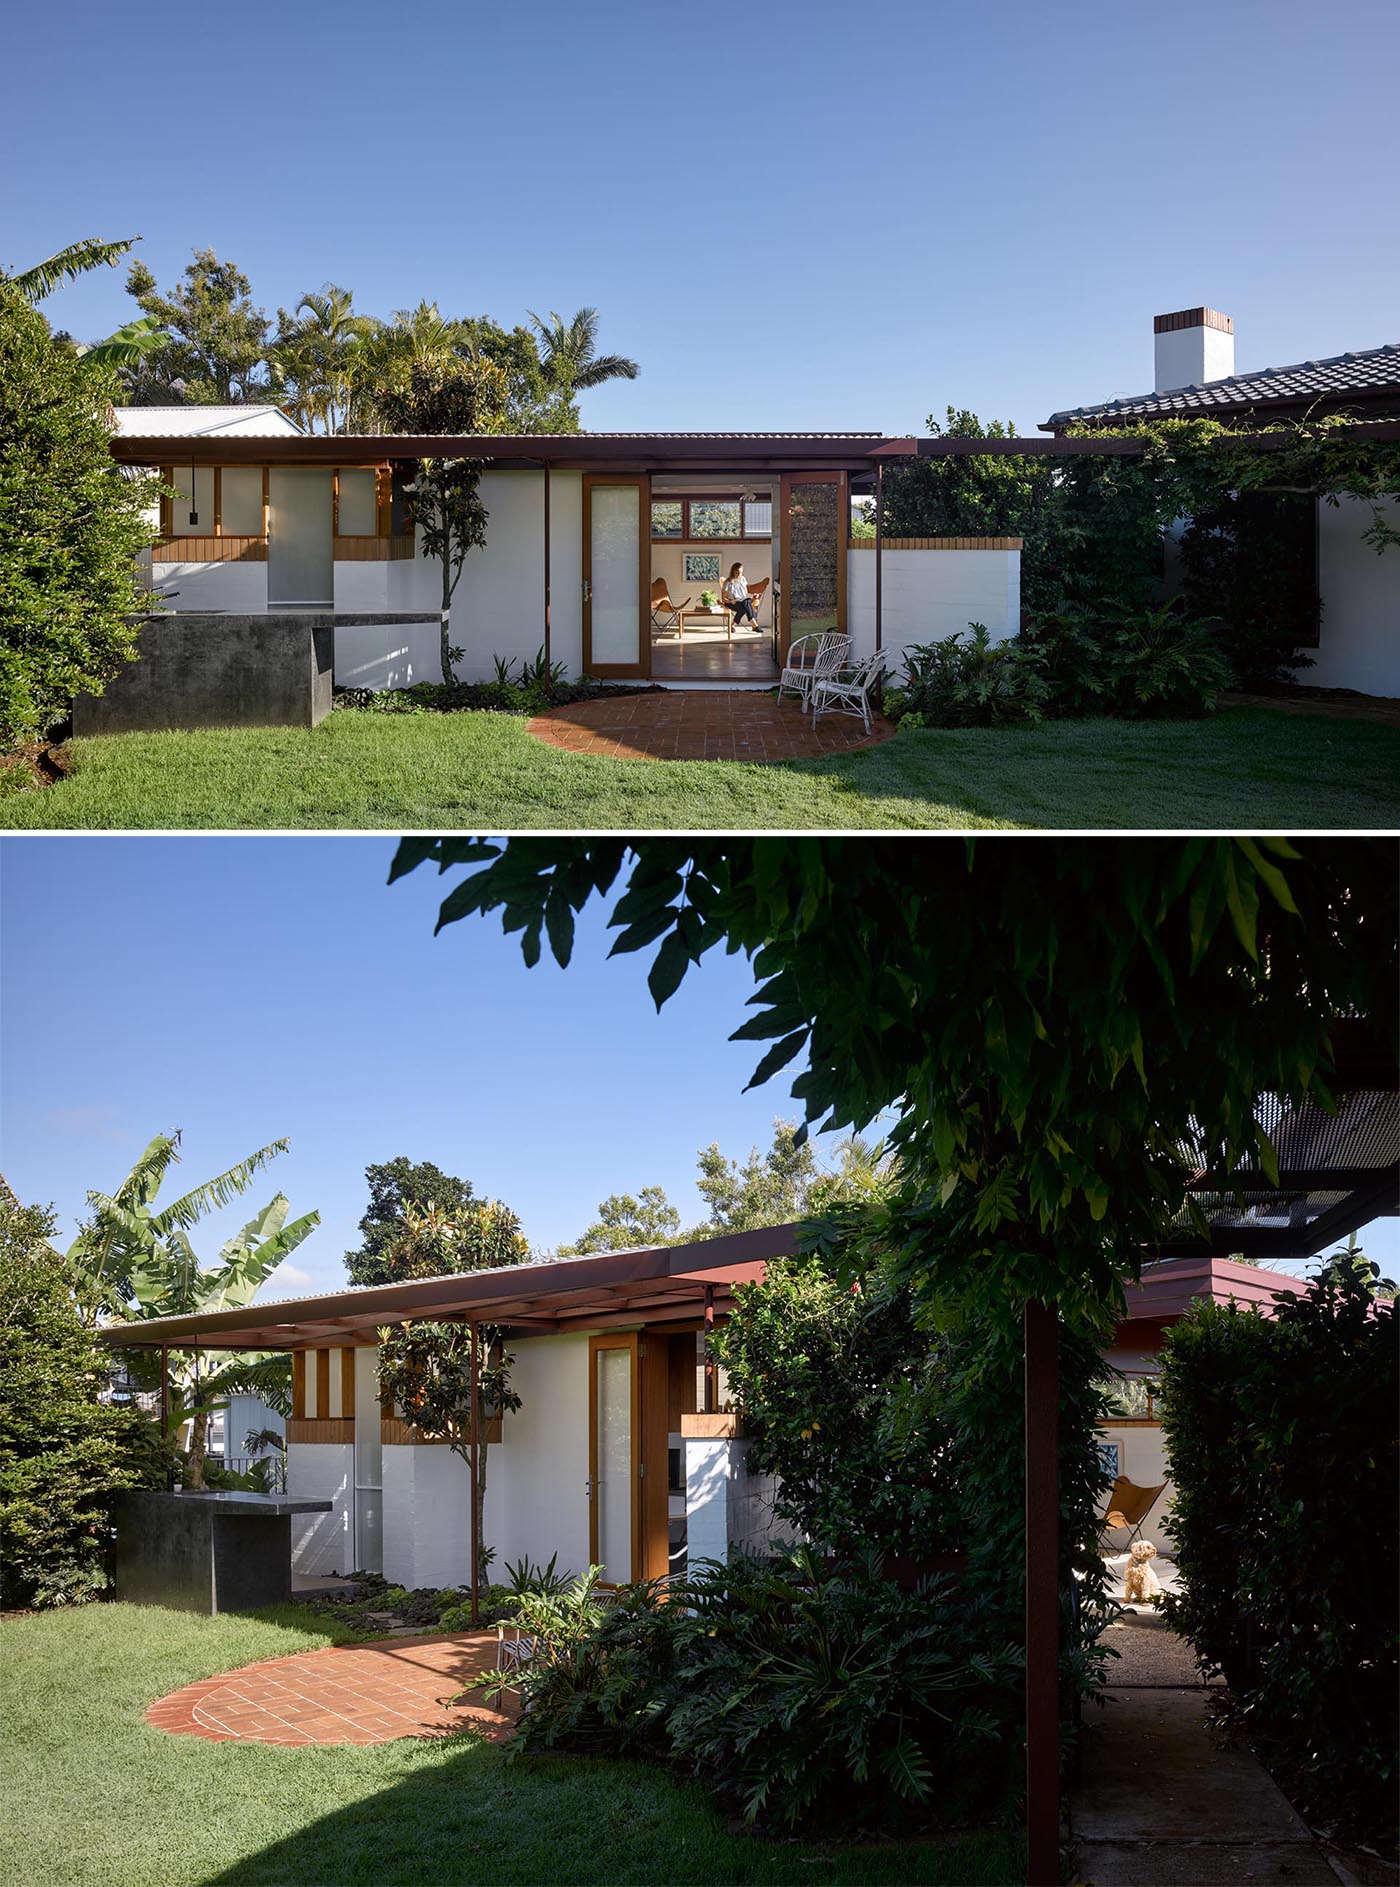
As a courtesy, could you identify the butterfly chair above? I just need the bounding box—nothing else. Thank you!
[650,578,690,639]
[742,576,771,631]
[1100,1475,1167,1548]
[777,632,851,712]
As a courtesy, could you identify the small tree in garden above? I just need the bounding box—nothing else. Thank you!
[1158,1261,1398,1840]
[367,1200,530,1571]
[374,359,510,680]
[0,1193,153,1608]
[0,280,157,750]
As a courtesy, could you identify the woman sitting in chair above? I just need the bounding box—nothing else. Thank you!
[722,562,759,631]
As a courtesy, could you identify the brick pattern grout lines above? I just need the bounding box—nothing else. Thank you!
[529,689,897,763]
[147,1632,515,1748]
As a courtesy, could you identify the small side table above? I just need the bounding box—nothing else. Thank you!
[679,609,730,639]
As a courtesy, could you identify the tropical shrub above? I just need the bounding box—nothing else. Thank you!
[0,1196,154,1607]
[480,1569,676,1756]
[1019,601,1230,721]
[1158,1263,1398,1839]
[0,280,157,749]
[483,1550,1024,1834]
[887,624,1049,728]
[667,1550,1023,1833]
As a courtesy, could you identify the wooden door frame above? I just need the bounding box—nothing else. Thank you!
[777,469,847,661]
[588,1332,641,1582]
[582,474,651,679]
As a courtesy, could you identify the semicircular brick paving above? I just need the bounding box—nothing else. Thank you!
[146,1632,515,1748]
[527,691,896,763]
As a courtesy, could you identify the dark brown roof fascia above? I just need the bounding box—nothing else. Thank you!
[110,434,886,472]
[93,1222,798,1351]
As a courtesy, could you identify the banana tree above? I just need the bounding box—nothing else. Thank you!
[63,1133,318,1486]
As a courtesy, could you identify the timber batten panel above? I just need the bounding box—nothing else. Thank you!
[151,535,268,563]
[380,1416,502,1447]
[287,1417,355,1444]
[848,536,1024,550]
[333,535,416,561]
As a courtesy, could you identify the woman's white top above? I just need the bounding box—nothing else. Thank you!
[722,576,748,601]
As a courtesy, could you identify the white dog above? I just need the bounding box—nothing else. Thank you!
[1122,1538,1162,1604]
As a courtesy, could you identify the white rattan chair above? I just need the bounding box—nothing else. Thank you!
[811,648,889,735]
[777,632,851,712]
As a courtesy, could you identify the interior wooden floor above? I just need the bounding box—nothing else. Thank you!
[649,632,778,681]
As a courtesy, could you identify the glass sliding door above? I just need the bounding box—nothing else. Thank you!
[589,1334,636,1583]
[779,471,847,660]
[583,476,648,677]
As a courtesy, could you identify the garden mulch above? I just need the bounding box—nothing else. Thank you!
[146,1630,515,1748]
[1219,688,1400,728]
[527,689,896,762]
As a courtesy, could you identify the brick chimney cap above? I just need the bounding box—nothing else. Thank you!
[1154,308,1234,336]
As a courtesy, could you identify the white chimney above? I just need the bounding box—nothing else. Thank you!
[1153,308,1235,392]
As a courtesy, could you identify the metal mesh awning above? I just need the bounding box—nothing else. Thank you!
[1162,1083,1399,1258]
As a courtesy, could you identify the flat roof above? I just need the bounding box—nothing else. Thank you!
[94,1223,798,1351]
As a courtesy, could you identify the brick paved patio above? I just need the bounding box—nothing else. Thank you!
[146,1632,514,1747]
[528,689,896,762]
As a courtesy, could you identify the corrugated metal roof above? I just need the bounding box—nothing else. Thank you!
[109,405,303,438]
[1044,341,1400,428]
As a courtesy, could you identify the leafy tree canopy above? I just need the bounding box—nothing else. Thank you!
[125,248,272,405]
[0,1192,153,1607]
[345,1156,528,1286]
[0,280,157,749]
[560,1124,896,1254]
[392,837,1396,1333]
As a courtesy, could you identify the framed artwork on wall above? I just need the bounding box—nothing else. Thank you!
[684,552,721,584]
[1097,1439,1122,1479]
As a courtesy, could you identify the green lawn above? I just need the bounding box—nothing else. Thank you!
[0,1604,1021,1887]
[1,705,1395,830]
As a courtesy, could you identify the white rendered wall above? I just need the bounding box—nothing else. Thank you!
[1154,323,1234,392]
[331,575,443,691]
[1310,494,1400,695]
[685,1438,730,1570]
[684,1435,800,1569]
[382,1446,472,1589]
[287,1441,354,1576]
[441,472,585,682]
[846,546,1021,667]
[153,560,268,613]
[490,1333,591,1579]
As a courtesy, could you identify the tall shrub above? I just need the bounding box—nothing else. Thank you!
[713,1247,1115,1768]
[1158,1264,1398,1835]
[0,280,156,748]
[0,1196,152,1607]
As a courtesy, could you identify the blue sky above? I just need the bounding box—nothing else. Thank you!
[2,837,1395,1297]
[3,0,1395,435]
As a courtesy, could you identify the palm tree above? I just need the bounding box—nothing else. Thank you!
[273,284,376,434]
[63,1131,319,1487]
[348,301,467,429]
[528,307,639,403]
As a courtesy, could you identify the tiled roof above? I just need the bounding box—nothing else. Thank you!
[109,405,303,437]
[1043,342,1400,429]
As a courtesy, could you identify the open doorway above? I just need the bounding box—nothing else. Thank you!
[648,483,778,682]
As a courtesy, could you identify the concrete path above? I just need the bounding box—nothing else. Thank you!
[1074,1610,1339,1885]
